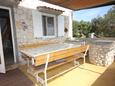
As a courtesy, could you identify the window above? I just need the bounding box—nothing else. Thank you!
[32,11,64,38]
[42,15,56,37]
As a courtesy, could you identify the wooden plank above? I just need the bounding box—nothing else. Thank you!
[34,54,55,66]
[30,56,77,73]
[34,45,88,66]
[65,55,80,61]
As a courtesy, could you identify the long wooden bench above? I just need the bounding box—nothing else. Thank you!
[20,43,89,86]
[34,45,88,66]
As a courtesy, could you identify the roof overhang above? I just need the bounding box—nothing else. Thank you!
[1,0,114,10]
[41,0,115,10]
[37,6,64,15]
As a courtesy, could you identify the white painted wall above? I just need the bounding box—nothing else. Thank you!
[68,12,73,39]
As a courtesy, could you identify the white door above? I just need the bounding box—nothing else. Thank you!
[0,27,6,73]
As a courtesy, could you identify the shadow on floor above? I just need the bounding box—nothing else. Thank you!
[91,62,115,86]
[18,58,115,86]
[0,69,34,86]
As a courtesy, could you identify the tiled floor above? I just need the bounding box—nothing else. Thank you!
[49,62,115,86]
[91,62,115,86]
[0,60,114,86]
[0,69,34,86]
[48,63,107,86]
[19,60,115,86]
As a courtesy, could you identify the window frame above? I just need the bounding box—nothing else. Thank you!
[41,13,57,38]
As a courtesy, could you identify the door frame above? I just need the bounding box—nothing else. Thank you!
[0,27,6,73]
[0,6,17,64]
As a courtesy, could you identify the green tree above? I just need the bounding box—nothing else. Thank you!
[73,20,91,38]
[73,6,115,38]
[91,6,115,37]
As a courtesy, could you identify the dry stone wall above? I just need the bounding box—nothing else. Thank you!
[89,40,115,66]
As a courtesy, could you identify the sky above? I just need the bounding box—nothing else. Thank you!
[73,5,113,22]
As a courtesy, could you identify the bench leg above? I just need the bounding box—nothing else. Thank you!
[83,56,86,64]
[74,59,80,66]
[44,54,50,86]
[36,74,45,86]
[27,58,30,68]
[43,71,48,86]
[27,68,45,86]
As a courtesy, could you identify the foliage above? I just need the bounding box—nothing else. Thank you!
[73,20,91,38]
[73,6,115,38]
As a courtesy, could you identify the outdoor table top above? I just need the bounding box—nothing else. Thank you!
[20,43,82,58]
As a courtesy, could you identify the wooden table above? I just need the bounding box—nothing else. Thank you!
[20,43,89,86]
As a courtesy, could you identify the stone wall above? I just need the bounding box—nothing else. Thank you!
[14,7,34,46]
[89,40,115,66]
[14,6,69,46]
